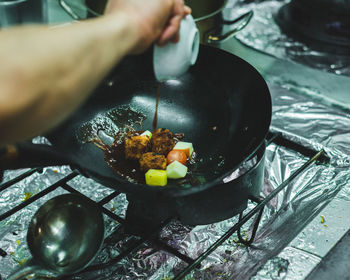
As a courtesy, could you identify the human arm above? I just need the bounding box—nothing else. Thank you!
[0,0,189,146]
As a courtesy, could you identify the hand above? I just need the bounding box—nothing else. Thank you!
[156,0,192,46]
[105,0,191,53]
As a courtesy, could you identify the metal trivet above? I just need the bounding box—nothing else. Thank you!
[0,132,330,280]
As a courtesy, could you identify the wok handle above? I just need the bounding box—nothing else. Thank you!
[205,10,254,43]
[7,258,57,280]
[0,142,71,170]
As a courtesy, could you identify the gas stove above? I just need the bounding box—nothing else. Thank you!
[1,1,350,280]
[221,0,350,105]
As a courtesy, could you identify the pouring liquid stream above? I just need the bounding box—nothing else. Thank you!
[152,82,162,132]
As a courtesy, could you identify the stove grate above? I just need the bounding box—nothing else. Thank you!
[0,133,329,280]
[174,147,326,279]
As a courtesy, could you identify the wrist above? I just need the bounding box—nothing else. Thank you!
[99,11,140,54]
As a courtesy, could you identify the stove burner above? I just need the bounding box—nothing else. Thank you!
[0,133,330,280]
[275,1,350,55]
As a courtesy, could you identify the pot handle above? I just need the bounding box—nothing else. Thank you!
[205,10,254,43]
[58,0,101,20]
[58,0,81,20]
[0,142,71,170]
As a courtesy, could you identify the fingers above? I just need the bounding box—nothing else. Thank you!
[174,0,185,16]
[184,5,192,15]
[157,0,191,46]
[171,32,180,43]
[157,14,182,45]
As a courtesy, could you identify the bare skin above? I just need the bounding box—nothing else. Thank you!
[0,0,190,146]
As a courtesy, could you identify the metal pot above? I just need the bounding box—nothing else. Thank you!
[59,0,253,43]
[0,0,47,28]
[187,0,227,42]
[185,0,253,43]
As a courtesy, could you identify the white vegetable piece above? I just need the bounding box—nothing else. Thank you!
[173,141,194,157]
[141,130,152,139]
[166,160,188,179]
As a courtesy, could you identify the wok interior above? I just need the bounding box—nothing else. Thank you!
[126,78,243,183]
[48,46,271,192]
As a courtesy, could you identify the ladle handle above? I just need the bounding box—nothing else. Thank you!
[7,259,57,280]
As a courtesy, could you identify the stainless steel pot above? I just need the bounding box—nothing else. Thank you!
[0,0,47,28]
[185,0,253,43]
[58,0,253,43]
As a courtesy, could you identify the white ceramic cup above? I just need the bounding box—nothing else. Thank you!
[153,15,200,82]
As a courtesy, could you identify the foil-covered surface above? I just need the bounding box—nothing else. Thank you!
[252,247,321,280]
[1,83,350,279]
[225,0,350,76]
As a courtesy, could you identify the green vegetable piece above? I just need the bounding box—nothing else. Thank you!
[166,160,188,179]
[141,130,152,139]
[173,141,194,157]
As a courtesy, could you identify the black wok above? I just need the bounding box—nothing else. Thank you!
[1,45,271,228]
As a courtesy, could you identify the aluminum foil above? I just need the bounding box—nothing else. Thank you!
[2,83,350,279]
[225,0,350,76]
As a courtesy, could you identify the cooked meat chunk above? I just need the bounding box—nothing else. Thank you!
[125,135,150,160]
[139,152,167,172]
[151,128,175,155]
